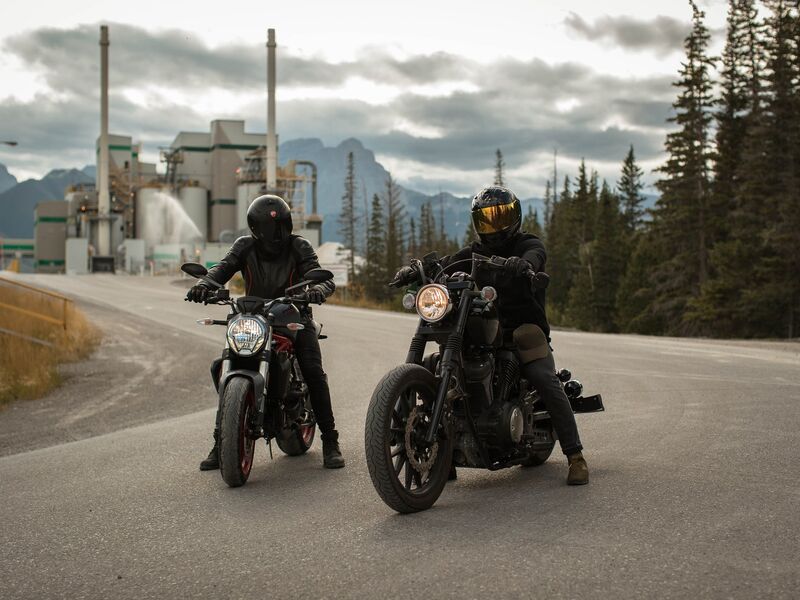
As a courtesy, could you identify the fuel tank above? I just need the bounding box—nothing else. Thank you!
[465,302,501,347]
[268,302,304,340]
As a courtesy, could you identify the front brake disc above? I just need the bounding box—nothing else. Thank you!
[404,406,438,475]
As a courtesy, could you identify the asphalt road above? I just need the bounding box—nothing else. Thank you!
[1,274,799,599]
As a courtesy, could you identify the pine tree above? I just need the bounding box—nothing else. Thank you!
[494,149,505,186]
[382,174,406,281]
[616,232,665,334]
[545,176,576,313]
[408,217,418,260]
[522,205,543,237]
[363,193,388,300]
[648,0,716,335]
[618,145,646,232]
[338,151,359,279]
[543,179,553,237]
[591,182,626,332]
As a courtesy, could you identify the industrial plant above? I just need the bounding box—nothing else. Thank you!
[33,27,322,275]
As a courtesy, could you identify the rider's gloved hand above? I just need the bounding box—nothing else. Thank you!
[389,265,415,287]
[186,283,211,303]
[503,256,532,278]
[305,285,326,304]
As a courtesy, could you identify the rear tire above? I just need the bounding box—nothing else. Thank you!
[365,364,452,514]
[219,377,256,487]
[276,359,315,456]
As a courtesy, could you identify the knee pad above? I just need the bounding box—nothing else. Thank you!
[512,324,549,364]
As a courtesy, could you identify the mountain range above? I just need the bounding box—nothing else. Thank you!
[0,138,652,242]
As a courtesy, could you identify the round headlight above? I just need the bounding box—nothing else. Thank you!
[416,284,451,322]
[226,316,267,356]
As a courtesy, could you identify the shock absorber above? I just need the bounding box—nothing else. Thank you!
[495,350,518,404]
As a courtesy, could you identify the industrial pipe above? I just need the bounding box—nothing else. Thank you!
[266,28,277,192]
[293,160,318,215]
[97,25,111,256]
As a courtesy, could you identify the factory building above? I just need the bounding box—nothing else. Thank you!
[26,26,322,275]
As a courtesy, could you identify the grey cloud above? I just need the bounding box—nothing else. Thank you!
[564,13,690,54]
[2,22,675,190]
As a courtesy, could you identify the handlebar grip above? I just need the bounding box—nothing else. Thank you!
[528,270,550,289]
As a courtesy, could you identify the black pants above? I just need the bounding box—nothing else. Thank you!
[519,349,583,456]
[293,327,335,433]
[210,327,335,435]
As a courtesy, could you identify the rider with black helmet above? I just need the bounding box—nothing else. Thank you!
[391,185,588,485]
[187,194,345,469]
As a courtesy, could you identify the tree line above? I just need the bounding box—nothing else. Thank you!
[339,0,799,337]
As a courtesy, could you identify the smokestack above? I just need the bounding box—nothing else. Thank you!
[97,25,111,256]
[266,28,277,192]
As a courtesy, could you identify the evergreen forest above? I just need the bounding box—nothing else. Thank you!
[338,0,799,339]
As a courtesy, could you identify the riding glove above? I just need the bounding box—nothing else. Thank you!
[186,283,211,303]
[503,256,532,278]
[389,265,416,287]
[305,286,327,304]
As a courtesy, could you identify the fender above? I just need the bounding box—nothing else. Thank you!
[215,370,267,430]
[218,370,266,404]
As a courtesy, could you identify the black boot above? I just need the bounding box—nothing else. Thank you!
[321,430,345,469]
[199,431,219,471]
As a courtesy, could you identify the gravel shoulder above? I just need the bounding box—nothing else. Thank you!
[0,298,220,457]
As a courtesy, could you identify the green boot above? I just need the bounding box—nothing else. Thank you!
[567,452,589,485]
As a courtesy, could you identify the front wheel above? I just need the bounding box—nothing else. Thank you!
[365,364,453,514]
[219,377,257,487]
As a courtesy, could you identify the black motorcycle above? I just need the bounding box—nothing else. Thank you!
[364,253,604,513]
[181,262,333,488]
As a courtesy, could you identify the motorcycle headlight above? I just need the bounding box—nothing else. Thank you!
[226,316,267,356]
[416,284,452,322]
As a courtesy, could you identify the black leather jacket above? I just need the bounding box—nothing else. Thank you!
[441,232,549,339]
[206,235,335,301]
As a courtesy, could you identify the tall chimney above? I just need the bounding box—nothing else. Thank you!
[97,25,111,256]
[266,28,277,192]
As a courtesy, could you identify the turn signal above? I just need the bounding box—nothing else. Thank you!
[480,286,497,302]
[402,293,417,310]
[286,323,305,331]
[196,318,215,326]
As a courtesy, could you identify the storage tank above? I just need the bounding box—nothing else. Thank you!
[237,182,263,233]
[179,185,208,240]
[34,201,68,273]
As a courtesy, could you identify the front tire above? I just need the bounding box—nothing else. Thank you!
[365,364,452,514]
[219,377,257,487]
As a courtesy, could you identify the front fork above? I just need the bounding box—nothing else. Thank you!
[423,291,476,445]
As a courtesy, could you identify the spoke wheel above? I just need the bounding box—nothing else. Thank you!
[365,364,452,513]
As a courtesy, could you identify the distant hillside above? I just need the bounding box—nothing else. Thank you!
[0,168,92,237]
[278,138,547,245]
[0,163,17,194]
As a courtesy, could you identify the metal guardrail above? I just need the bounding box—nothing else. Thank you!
[0,277,72,345]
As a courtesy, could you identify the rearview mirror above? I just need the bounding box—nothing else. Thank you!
[304,268,334,282]
[181,262,208,278]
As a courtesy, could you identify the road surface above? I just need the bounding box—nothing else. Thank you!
[1,274,798,599]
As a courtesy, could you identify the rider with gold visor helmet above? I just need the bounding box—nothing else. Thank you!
[391,185,589,485]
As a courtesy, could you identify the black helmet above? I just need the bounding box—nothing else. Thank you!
[247,194,293,257]
[470,186,522,249]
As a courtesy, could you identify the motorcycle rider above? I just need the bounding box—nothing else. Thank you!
[391,185,588,485]
[186,194,345,470]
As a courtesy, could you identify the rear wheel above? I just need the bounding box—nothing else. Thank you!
[219,377,256,487]
[365,364,452,514]
[276,359,316,456]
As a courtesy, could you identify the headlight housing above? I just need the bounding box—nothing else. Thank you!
[226,315,267,356]
[416,284,452,322]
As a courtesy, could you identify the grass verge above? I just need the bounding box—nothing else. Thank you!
[0,281,102,406]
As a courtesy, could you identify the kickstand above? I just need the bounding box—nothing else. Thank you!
[266,438,273,460]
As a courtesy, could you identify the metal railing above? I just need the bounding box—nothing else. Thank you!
[0,277,72,347]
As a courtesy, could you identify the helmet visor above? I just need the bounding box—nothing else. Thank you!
[472,202,520,235]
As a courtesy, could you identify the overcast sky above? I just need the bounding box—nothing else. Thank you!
[0,0,728,196]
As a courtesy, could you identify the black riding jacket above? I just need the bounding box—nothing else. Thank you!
[206,235,335,301]
[441,232,549,339]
